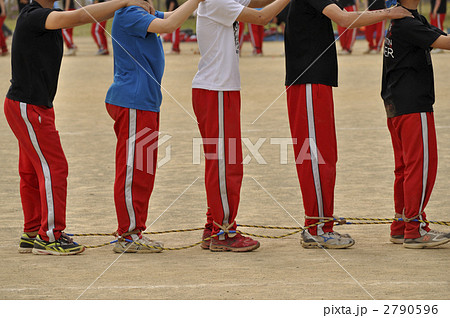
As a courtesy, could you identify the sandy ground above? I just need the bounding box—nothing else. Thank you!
[0,37,449,301]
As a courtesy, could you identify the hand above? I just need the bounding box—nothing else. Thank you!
[387,5,414,19]
[125,0,154,14]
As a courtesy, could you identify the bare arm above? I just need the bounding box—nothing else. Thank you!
[237,0,290,25]
[431,34,450,50]
[0,0,6,17]
[431,0,442,18]
[322,4,413,29]
[45,0,152,29]
[147,0,201,34]
[248,0,275,9]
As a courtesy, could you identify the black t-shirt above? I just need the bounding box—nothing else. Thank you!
[381,9,446,118]
[285,0,338,87]
[6,2,63,108]
[166,0,179,11]
[276,3,290,25]
[336,0,356,8]
[431,0,447,14]
[368,0,385,11]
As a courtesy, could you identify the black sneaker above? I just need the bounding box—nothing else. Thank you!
[32,233,85,255]
[18,233,37,253]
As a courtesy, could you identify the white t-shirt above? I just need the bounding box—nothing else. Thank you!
[192,0,251,91]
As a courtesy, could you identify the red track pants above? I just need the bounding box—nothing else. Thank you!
[388,112,435,239]
[4,98,68,242]
[239,22,264,54]
[192,89,243,236]
[106,103,159,236]
[62,9,76,49]
[91,20,108,51]
[430,13,446,31]
[171,27,180,52]
[365,20,385,51]
[0,16,7,54]
[337,5,357,52]
[286,84,337,236]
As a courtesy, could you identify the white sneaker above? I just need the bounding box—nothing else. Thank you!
[113,235,164,253]
[65,47,77,56]
[403,230,450,249]
[339,49,351,55]
[301,230,355,249]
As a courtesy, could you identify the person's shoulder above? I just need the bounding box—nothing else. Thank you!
[117,5,150,16]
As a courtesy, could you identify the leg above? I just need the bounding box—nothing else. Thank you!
[374,20,385,52]
[387,118,406,239]
[91,23,101,49]
[62,28,74,49]
[364,23,375,51]
[286,84,337,236]
[192,89,243,235]
[4,99,68,242]
[172,27,180,52]
[192,89,259,252]
[18,143,41,234]
[106,103,159,237]
[0,16,7,54]
[99,20,108,51]
[397,113,436,239]
[250,24,264,54]
[238,22,246,52]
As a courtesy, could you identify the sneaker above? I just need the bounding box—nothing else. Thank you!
[339,49,351,55]
[200,227,212,249]
[209,233,260,252]
[96,49,109,55]
[113,235,163,253]
[369,49,380,55]
[65,47,77,56]
[18,233,37,253]
[403,230,450,249]
[390,234,404,244]
[32,233,85,255]
[301,230,355,249]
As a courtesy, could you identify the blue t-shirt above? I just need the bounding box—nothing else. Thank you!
[105,7,165,112]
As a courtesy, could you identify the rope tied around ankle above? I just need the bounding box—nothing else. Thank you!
[305,216,346,225]
[213,221,237,238]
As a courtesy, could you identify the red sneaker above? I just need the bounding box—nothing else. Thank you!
[210,233,260,252]
[201,228,212,249]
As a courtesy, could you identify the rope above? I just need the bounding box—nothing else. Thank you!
[67,217,450,250]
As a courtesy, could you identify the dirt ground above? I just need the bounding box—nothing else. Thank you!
[0,37,449,301]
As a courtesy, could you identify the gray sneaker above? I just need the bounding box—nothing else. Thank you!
[301,230,355,249]
[113,236,164,253]
[390,234,404,244]
[403,230,450,249]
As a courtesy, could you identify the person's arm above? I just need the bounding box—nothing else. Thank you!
[168,0,176,11]
[0,0,6,17]
[431,34,450,50]
[248,0,275,9]
[236,0,290,25]
[431,0,441,19]
[322,4,413,29]
[148,0,202,33]
[45,0,152,29]
[65,0,70,11]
